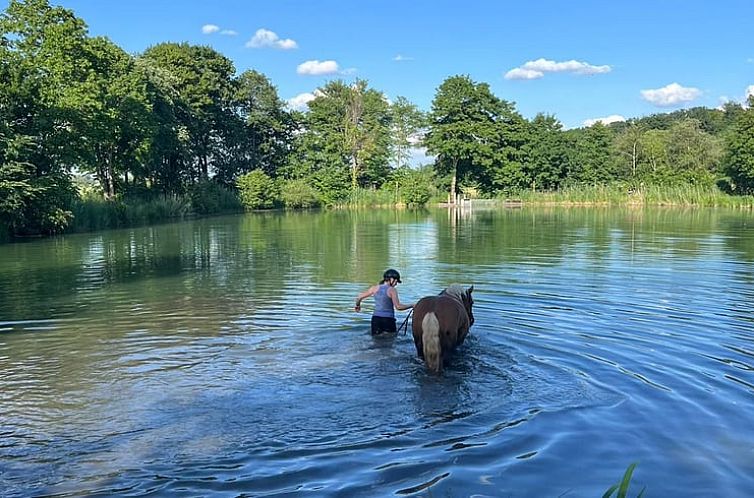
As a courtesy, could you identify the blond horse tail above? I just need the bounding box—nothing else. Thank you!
[422,312,441,373]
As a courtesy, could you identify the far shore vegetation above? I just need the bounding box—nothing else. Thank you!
[3,0,754,242]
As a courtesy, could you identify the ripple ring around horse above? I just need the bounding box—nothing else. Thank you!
[411,284,474,373]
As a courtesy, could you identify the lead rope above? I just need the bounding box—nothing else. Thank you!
[398,308,414,335]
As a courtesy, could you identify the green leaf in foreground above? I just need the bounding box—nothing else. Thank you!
[602,462,646,498]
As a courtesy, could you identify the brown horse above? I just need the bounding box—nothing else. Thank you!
[412,284,474,373]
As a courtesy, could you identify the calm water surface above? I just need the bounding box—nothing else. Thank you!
[1,207,754,497]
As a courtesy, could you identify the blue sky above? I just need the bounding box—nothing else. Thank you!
[8,0,754,128]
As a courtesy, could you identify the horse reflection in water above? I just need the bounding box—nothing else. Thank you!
[412,284,474,373]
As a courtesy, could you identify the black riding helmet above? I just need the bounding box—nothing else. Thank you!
[383,268,402,283]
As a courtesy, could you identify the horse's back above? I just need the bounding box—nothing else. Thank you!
[413,295,468,329]
[412,295,470,352]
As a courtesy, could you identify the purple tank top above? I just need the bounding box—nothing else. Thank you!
[373,283,395,318]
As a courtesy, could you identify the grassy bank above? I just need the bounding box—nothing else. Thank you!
[68,189,243,234]
[69,196,192,233]
[507,184,754,208]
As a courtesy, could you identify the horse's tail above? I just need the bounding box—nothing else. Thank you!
[422,312,441,373]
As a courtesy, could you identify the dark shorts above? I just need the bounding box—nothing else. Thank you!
[371,315,397,335]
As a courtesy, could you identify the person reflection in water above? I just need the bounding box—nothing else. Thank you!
[354,269,414,335]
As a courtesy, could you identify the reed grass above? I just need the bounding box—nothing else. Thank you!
[345,187,399,207]
[69,195,191,232]
[510,184,754,208]
[602,462,645,498]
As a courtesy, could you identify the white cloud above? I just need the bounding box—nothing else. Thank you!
[287,92,317,111]
[505,58,611,80]
[393,54,414,62]
[583,114,626,127]
[640,82,701,106]
[525,58,611,75]
[297,60,339,76]
[246,28,298,49]
[203,24,237,36]
[276,38,297,49]
[746,85,754,99]
[504,68,544,80]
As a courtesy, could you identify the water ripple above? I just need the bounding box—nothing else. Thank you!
[2,208,754,496]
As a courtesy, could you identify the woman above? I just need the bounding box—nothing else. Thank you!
[355,269,414,334]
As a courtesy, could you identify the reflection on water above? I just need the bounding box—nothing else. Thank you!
[1,207,754,497]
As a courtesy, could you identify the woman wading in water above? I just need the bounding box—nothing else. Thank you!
[355,269,414,334]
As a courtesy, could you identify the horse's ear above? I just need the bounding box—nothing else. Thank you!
[467,285,474,295]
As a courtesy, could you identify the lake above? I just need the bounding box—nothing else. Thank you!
[1,207,753,497]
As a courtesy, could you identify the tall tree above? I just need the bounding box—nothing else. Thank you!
[519,113,570,191]
[0,0,87,234]
[639,129,670,182]
[665,118,722,184]
[425,75,519,202]
[566,123,619,185]
[134,55,190,194]
[389,96,424,169]
[142,42,236,180]
[299,80,392,197]
[614,123,645,180]
[723,97,754,193]
[343,80,392,190]
[215,70,294,183]
[77,36,153,198]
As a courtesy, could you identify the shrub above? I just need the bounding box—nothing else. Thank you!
[279,178,320,209]
[237,170,277,209]
[189,180,242,215]
[311,168,351,207]
[402,176,432,205]
[387,166,433,206]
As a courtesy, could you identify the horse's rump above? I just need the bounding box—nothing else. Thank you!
[411,293,472,371]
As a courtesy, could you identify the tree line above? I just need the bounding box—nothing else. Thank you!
[2,0,754,238]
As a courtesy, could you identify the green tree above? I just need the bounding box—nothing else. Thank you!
[566,123,619,185]
[343,80,392,190]
[215,70,294,184]
[614,123,645,180]
[78,36,153,198]
[425,75,521,201]
[293,80,392,200]
[639,129,670,182]
[723,97,754,194]
[390,96,425,169]
[142,42,236,180]
[134,55,190,195]
[520,113,570,191]
[0,0,82,235]
[665,118,722,184]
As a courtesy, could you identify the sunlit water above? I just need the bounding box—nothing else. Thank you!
[1,207,754,497]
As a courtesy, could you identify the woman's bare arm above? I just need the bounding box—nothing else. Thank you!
[355,285,378,311]
[389,287,414,311]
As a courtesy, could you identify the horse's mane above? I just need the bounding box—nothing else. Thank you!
[443,284,467,303]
